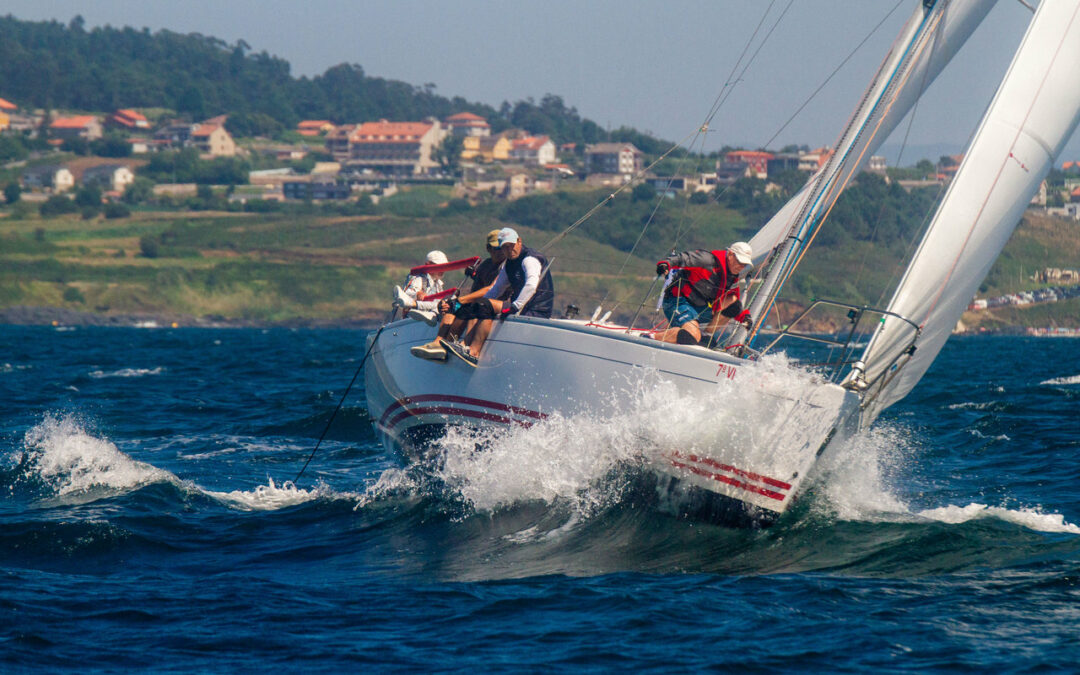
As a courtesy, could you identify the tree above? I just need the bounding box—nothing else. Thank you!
[433,134,464,175]
[91,133,133,158]
[123,177,155,204]
[39,195,78,217]
[75,184,103,208]
[4,181,21,204]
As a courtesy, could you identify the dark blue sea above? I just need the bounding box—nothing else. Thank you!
[2,325,1079,672]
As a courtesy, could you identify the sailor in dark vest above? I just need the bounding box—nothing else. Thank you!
[653,241,754,345]
[411,229,509,361]
[444,227,555,366]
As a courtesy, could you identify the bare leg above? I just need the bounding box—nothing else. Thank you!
[464,300,504,356]
[656,321,701,344]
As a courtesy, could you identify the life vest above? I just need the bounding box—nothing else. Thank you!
[667,249,740,308]
[505,245,554,318]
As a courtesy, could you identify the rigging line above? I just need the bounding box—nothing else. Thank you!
[758,0,906,151]
[666,0,903,257]
[700,0,783,127]
[746,5,946,344]
[606,0,786,288]
[853,0,946,295]
[293,324,385,485]
[784,7,946,286]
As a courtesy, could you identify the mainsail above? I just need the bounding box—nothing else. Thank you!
[858,0,1080,421]
[737,0,997,345]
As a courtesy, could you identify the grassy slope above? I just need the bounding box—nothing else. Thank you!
[1,190,1076,327]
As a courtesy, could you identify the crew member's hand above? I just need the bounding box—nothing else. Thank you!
[464,261,479,279]
[499,305,519,320]
[655,261,670,277]
[439,300,450,314]
[735,310,753,330]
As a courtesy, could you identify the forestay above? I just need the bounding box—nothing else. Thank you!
[859,0,1080,421]
[739,0,997,347]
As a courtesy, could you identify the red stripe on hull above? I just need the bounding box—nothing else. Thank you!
[386,405,534,430]
[670,450,792,490]
[669,459,787,501]
[379,394,547,428]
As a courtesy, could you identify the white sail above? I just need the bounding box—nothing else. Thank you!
[859,0,1080,421]
[747,0,997,268]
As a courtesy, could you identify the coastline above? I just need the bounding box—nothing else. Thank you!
[0,306,382,330]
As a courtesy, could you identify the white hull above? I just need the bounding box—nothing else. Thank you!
[364,316,861,524]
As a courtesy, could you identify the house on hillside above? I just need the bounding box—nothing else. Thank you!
[347,119,446,176]
[297,120,334,136]
[0,96,14,131]
[106,109,149,130]
[49,115,103,141]
[799,147,834,172]
[462,134,513,162]
[445,112,491,138]
[724,150,773,179]
[510,136,556,166]
[191,119,236,157]
[584,143,643,178]
[22,165,74,192]
[83,164,135,193]
[325,124,356,161]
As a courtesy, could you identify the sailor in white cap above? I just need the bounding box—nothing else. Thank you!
[652,241,754,345]
[393,250,448,318]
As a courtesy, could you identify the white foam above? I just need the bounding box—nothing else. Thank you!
[22,414,173,496]
[434,353,828,516]
[88,367,164,379]
[204,477,327,511]
[810,424,914,521]
[917,503,1080,534]
[1041,374,1080,386]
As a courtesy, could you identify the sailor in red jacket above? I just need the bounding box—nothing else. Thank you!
[653,241,753,345]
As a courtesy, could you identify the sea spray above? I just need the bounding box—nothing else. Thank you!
[19,414,172,497]
[431,353,831,517]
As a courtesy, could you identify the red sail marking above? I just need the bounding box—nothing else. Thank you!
[379,394,547,428]
[409,256,481,276]
[669,459,786,501]
[669,450,792,490]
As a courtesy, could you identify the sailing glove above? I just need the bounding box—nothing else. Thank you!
[655,261,670,276]
[499,305,519,320]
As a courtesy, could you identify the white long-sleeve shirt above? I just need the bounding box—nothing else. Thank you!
[404,273,444,312]
[484,256,542,312]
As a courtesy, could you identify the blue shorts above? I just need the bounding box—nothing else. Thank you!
[662,296,713,328]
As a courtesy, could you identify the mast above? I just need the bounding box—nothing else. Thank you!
[857,0,1080,422]
[729,0,997,349]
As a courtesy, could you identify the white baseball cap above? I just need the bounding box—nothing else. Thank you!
[730,241,753,265]
[426,250,448,265]
[497,227,520,246]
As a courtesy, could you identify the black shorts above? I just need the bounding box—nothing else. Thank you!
[455,299,497,321]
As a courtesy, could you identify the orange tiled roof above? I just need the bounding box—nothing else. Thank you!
[1071,186,1080,197]
[1064,161,1077,170]
[0,97,16,110]
[191,124,221,137]
[726,150,773,161]
[116,109,147,122]
[298,120,332,129]
[50,115,97,129]
[447,112,485,122]
[353,120,432,142]
[513,135,550,151]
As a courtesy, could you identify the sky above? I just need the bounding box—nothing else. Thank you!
[5,0,1078,163]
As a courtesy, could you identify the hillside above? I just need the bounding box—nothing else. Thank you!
[1,184,1077,329]
[0,14,667,149]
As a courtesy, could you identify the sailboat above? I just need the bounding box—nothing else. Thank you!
[364,0,1080,525]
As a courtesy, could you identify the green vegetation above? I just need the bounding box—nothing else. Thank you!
[0,15,670,148]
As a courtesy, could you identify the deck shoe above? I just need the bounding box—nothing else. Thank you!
[411,339,448,360]
[392,285,414,308]
[444,341,479,367]
[407,309,439,326]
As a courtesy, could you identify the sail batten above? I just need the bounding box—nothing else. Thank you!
[860,0,1080,422]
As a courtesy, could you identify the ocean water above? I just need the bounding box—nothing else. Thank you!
[2,325,1079,671]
